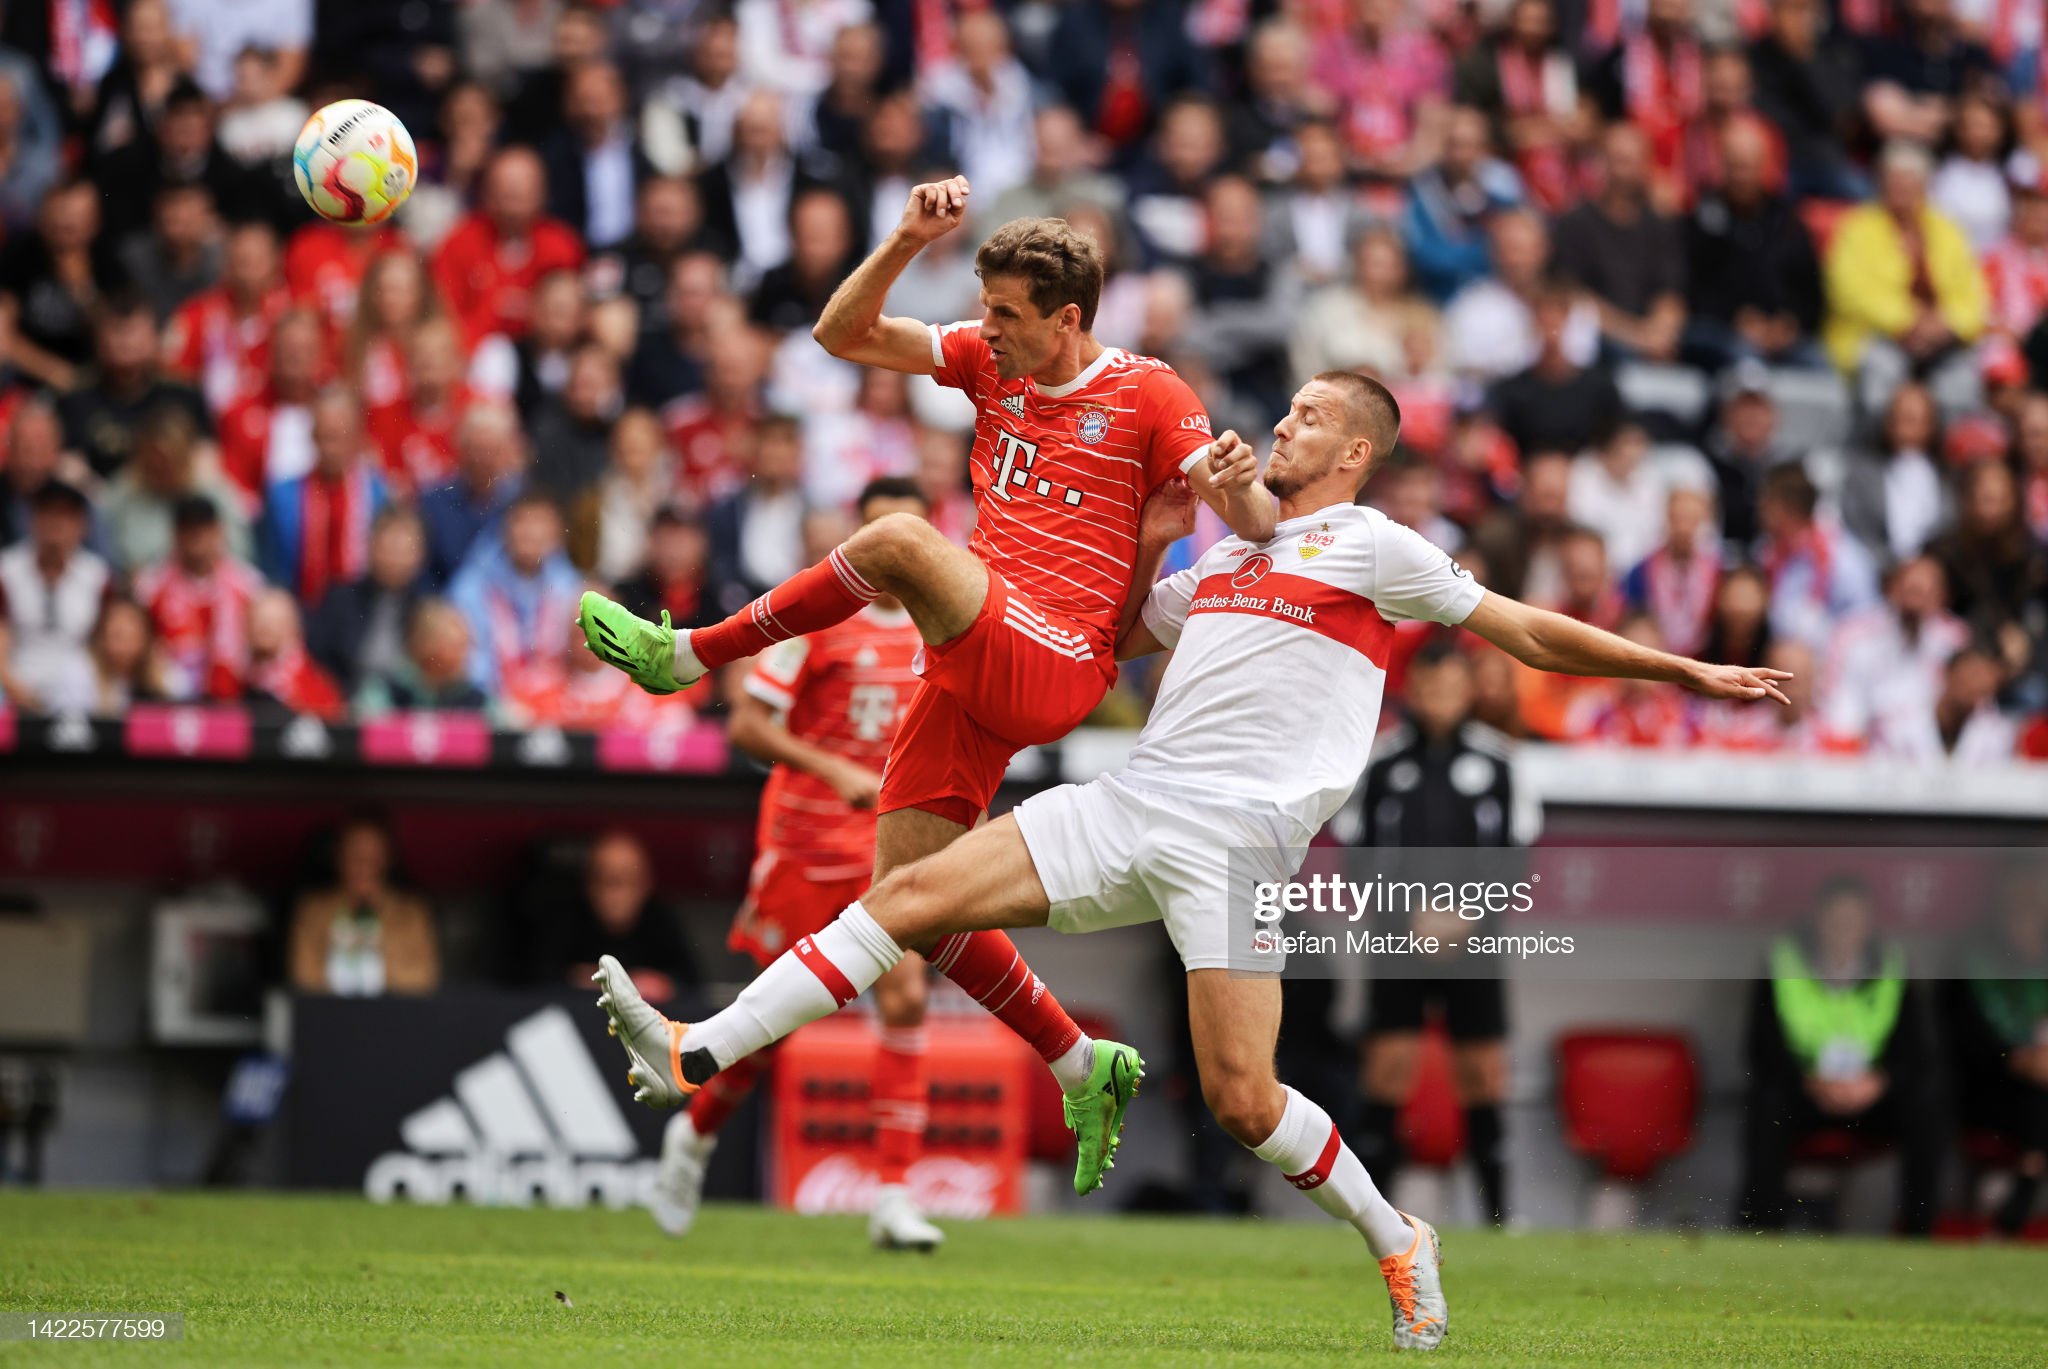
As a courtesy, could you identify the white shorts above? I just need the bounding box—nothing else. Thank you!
[1012,774,1307,972]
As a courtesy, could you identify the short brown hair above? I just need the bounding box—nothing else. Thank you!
[975,218,1104,330]
[1312,370,1402,465]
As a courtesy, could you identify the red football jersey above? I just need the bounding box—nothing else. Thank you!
[744,604,923,879]
[930,325,1215,652]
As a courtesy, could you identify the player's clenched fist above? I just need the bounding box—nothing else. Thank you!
[1206,431,1259,490]
[897,176,972,244]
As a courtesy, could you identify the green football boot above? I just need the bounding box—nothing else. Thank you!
[1063,1040,1144,1196]
[576,590,703,695]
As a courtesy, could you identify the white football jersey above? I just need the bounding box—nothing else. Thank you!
[1123,502,1485,837]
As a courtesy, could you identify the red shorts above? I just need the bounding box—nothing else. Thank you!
[877,569,1116,826]
[728,851,869,968]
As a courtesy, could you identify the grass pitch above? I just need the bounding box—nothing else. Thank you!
[2,1193,2044,1366]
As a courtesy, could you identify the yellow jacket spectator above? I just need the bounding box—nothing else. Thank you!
[1824,141,1987,375]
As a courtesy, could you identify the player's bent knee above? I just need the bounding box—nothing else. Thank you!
[865,860,951,942]
[1200,1071,1284,1147]
[846,511,935,579]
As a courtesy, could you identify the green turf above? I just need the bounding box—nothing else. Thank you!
[2,1193,2044,1366]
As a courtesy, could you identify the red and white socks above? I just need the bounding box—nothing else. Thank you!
[689,546,880,669]
[871,1025,928,1185]
[1253,1085,1414,1259]
[683,900,904,1071]
[928,930,1093,1090]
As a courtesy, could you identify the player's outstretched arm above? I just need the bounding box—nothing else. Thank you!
[1462,591,1793,704]
[811,176,972,374]
[728,692,884,809]
[1188,429,1277,543]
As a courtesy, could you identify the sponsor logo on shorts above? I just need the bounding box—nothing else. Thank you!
[1076,410,1112,444]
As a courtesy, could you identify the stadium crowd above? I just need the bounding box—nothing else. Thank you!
[0,0,2044,759]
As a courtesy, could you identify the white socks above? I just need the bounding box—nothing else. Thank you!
[1049,1033,1097,1093]
[684,901,904,1071]
[1253,1085,1414,1259]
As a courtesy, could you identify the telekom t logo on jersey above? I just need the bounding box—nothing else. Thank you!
[990,427,1086,507]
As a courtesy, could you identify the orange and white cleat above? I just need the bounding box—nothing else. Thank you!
[1379,1213,1447,1351]
[592,954,698,1108]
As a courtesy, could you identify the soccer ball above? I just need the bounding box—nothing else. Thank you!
[292,100,417,226]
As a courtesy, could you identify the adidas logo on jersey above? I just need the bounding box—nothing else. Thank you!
[362,1006,658,1208]
[999,394,1026,418]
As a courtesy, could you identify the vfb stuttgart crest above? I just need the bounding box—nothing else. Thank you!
[1232,553,1274,588]
[1076,410,1112,444]
[1300,525,1337,559]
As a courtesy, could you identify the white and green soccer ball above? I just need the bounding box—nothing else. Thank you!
[292,99,417,226]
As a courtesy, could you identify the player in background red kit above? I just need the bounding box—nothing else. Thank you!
[650,479,941,1249]
[581,179,1278,1194]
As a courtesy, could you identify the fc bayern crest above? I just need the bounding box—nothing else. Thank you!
[1076,410,1112,444]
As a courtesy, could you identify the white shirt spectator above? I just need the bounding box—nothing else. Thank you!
[1930,154,2012,253]
[1819,604,1970,748]
[583,133,638,250]
[1441,281,1598,381]
[1873,702,2017,764]
[1882,448,1944,562]
[166,0,313,103]
[1568,453,1670,575]
[738,488,806,588]
[735,0,873,99]
[730,156,795,289]
[923,59,1037,201]
[0,542,111,710]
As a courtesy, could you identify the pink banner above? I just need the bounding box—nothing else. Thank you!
[124,705,253,760]
[595,723,728,774]
[358,713,492,768]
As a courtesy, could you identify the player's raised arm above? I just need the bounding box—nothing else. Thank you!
[1189,429,1276,543]
[1462,592,1794,704]
[811,176,973,374]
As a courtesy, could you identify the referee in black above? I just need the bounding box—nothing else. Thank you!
[1342,638,1530,1226]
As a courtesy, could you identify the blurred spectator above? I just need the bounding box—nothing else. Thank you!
[1486,281,1625,456]
[288,817,440,997]
[924,10,1034,199]
[1553,122,1687,363]
[529,341,624,501]
[1225,19,1329,186]
[1841,381,1952,562]
[0,403,69,547]
[134,494,263,701]
[1739,877,1939,1235]
[1275,122,1374,288]
[432,147,586,345]
[217,308,327,503]
[1291,226,1439,384]
[799,20,885,167]
[583,407,675,582]
[1373,461,1461,550]
[216,46,308,167]
[121,183,222,324]
[1747,0,1865,200]
[447,488,581,692]
[259,390,393,607]
[1701,638,1854,751]
[91,79,264,243]
[1472,448,1573,601]
[1549,526,1625,629]
[87,0,184,165]
[1568,420,1672,575]
[491,268,585,420]
[1820,555,1971,749]
[238,586,343,719]
[498,2,611,147]
[1623,484,1723,657]
[508,605,692,732]
[1862,0,1998,149]
[665,316,769,508]
[655,10,749,170]
[1824,141,1987,413]
[1678,49,1780,209]
[1125,94,1228,269]
[1044,0,1209,157]
[1947,871,2048,1237]
[1931,87,2019,252]
[85,596,170,717]
[1402,104,1524,303]
[597,177,712,332]
[989,104,1124,232]
[1880,643,2018,760]
[1453,0,1582,212]
[58,293,213,480]
[0,63,61,234]
[420,403,527,589]
[533,830,696,1001]
[1566,613,1699,746]
[734,0,870,100]
[1985,171,2048,340]
[749,187,859,331]
[458,0,564,101]
[1307,0,1448,181]
[613,505,720,630]
[0,180,124,390]
[1758,462,1880,648]
[1583,0,1705,203]
[543,59,653,252]
[1928,458,2047,643]
[707,412,808,610]
[913,424,973,548]
[1699,561,1775,669]
[627,251,726,408]
[100,405,249,573]
[801,366,915,513]
[353,597,491,715]
[698,89,836,289]
[164,220,290,415]
[401,81,504,251]
[2018,390,2048,540]
[166,0,310,105]
[307,505,428,692]
[367,318,474,497]
[1444,210,1596,381]
[345,251,443,412]
[1185,176,1300,421]
[847,89,937,248]
[1684,119,1824,370]
[0,481,111,711]
[1701,364,1789,549]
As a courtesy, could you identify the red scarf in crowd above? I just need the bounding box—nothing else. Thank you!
[1640,544,1722,657]
[298,466,374,606]
[1496,43,1576,209]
